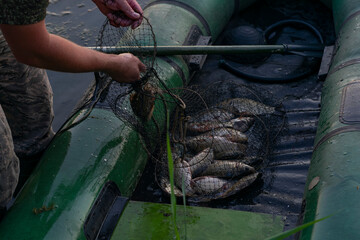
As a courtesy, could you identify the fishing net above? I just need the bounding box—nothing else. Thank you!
[155,80,285,202]
[91,16,187,160]
[61,16,160,134]
[68,15,286,203]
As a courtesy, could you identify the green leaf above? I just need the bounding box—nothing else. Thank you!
[181,172,187,240]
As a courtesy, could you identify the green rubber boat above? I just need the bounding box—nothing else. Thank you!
[0,0,359,239]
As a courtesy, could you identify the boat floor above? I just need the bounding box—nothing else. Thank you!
[131,0,335,235]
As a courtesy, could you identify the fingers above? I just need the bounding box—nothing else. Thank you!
[107,12,133,27]
[128,0,143,16]
[102,0,142,19]
[109,54,146,83]
[131,16,143,29]
[139,60,146,73]
[99,0,143,28]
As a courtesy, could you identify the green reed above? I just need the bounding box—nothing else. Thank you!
[166,110,181,240]
[265,215,331,240]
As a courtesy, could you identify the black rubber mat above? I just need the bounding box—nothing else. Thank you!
[131,0,335,235]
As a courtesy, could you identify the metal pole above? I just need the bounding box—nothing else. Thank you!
[88,44,324,55]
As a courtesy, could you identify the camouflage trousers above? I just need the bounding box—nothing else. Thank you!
[0,31,55,208]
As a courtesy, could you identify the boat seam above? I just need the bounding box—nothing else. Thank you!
[313,125,360,151]
[158,56,186,85]
[328,58,360,75]
[338,9,360,35]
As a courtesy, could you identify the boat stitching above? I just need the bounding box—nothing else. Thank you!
[338,9,360,34]
[313,125,360,151]
[328,58,360,75]
[144,0,211,36]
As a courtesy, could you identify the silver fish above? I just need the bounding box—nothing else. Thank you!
[174,159,194,195]
[159,173,187,197]
[189,172,260,202]
[187,148,214,177]
[200,127,248,143]
[231,117,255,132]
[220,156,263,166]
[191,176,230,195]
[188,107,235,123]
[186,135,247,159]
[215,172,260,200]
[218,98,275,116]
[214,143,247,160]
[201,160,256,178]
[187,116,253,133]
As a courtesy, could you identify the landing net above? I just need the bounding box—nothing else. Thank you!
[72,16,285,203]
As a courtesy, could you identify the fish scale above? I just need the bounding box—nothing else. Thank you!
[186,135,247,159]
[217,98,276,116]
[201,160,256,178]
[187,148,214,177]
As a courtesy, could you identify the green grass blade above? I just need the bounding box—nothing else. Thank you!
[181,175,187,240]
[265,215,331,240]
[166,110,181,240]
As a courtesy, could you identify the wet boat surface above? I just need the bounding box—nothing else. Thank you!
[0,0,342,239]
[131,0,335,234]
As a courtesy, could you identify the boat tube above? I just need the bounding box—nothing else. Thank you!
[301,0,360,239]
[3,0,357,239]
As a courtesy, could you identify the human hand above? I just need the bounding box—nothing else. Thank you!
[92,0,143,29]
[105,53,146,83]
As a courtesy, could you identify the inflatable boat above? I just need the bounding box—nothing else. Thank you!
[0,0,359,239]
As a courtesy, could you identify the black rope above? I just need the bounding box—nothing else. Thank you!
[219,19,324,83]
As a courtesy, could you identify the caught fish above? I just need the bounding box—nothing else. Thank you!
[191,176,230,195]
[217,98,275,116]
[201,160,256,178]
[187,148,214,177]
[188,107,235,123]
[222,156,263,167]
[214,143,247,160]
[174,159,194,195]
[200,127,248,143]
[189,172,260,202]
[187,116,254,133]
[186,135,247,159]
[159,172,187,197]
[158,158,195,197]
[231,117,255,132]
[215,172,260,200]
[130,82,158,121]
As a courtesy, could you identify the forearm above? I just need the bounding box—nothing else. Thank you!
[1,20,145,83]
[1,23,113,73]
[26,33,115,73]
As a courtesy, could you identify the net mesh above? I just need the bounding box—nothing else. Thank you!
[89,17,285,203]
[96,16,156,73]
[155,82,284,202]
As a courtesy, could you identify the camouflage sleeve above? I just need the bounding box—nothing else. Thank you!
[0,0,49,25]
